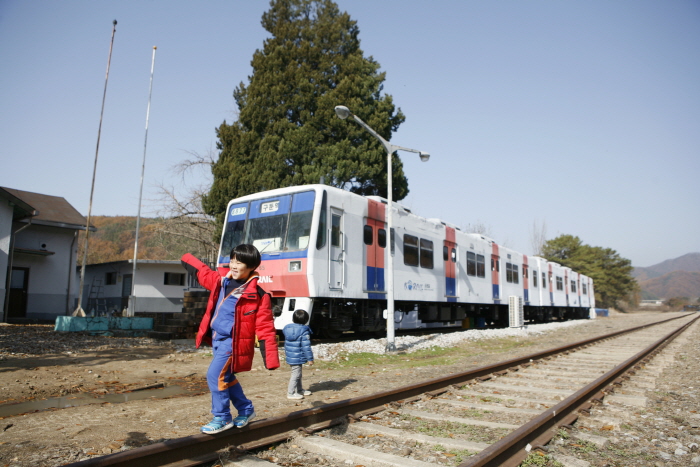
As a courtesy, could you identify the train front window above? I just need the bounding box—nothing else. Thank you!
[285,210,313,250]
[221,204,248,257]
[221,191,315,257]
[247,214,287,253]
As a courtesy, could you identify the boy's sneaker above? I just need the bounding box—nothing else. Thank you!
[287,393,304,400]
[233,411,255,428]
[201,416,233,434]
[301,390,312,396]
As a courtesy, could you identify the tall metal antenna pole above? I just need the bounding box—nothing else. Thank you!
[74,19,117,317]
[128,46,157,317]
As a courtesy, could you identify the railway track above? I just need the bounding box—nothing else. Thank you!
[64,313,698,467]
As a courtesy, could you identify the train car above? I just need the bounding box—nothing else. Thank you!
[214,184,595,337]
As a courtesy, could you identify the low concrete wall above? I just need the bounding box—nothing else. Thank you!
[54,316,153,333]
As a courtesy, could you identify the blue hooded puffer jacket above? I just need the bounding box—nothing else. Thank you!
[283,323,314,365]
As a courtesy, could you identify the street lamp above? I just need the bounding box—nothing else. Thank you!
[335,105,430,352]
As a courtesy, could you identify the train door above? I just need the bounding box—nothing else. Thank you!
[491,243,500,302]
[364,199,386,298]
[548,265,554,305]
[522,255,529,305]
[329,208,344,289]
[444,227,457,301]
[565,271,569,306]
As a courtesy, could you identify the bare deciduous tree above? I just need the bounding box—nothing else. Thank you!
[530,219,548,256]
[149,148,219,262]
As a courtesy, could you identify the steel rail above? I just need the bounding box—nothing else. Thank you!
[63,314,695,467]
[459,314,699,467]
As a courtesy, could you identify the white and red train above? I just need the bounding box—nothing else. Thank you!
[215,184,595,337]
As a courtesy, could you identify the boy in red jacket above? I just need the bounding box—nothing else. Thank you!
[181,244,279,434]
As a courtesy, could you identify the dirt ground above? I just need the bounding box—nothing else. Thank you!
[0,310,691,466]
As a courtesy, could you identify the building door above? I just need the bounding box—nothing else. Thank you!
[329,208,344,290]
[8,267,29,319]
[121,274,132,311]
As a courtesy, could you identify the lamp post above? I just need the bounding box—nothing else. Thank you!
[334,105,430,352]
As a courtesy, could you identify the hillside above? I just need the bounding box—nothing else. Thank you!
[633,252,700,281]
[77,216,216,265]
[634,252,700,299]
[638,271,700,300]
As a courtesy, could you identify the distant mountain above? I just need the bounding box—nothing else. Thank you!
[634,253,700,299]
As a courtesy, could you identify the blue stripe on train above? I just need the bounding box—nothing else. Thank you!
[366,265,385,293]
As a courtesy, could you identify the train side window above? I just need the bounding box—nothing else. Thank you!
[363,225,373,246]
[571,280,577,293]
[556,276,563,291]
[533,270,538,288]
[420,238,434,269]
[316,191,327,249]
[542,272,547,288]
[403,234,419,266]
[582,283,587,295]
[506,262,514,283]
[378,228,386,248]
[451,248,456,263]
[443,246,448,262]
[476,254,485,277]
[513,264,519,284]
[467,252,477,276]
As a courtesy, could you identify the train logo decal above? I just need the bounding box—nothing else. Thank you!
[258,276,273,283]
[404,280,434,292]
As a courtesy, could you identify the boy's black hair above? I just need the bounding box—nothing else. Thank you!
[292,309,309,325]
[230,244,261,269]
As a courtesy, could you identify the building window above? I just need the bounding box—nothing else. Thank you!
[164,272,185,286]
[403,234,419,267]
[105,272,117,285]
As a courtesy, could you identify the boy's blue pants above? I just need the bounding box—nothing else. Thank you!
[206,337,254,421]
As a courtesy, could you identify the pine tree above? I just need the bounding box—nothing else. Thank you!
[203,0,406,224]
[541,234,637,309]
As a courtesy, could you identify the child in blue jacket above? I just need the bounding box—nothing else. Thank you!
[283,309,314,400]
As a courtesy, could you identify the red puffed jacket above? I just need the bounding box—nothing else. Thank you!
[180,253,280,372]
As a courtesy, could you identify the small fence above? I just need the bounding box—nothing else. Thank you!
[185,259,215,290]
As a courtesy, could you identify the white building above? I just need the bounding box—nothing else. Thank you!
[1,187,94,322]
[82,260,187,315]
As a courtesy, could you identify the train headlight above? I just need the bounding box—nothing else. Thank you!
[289,261,302,272]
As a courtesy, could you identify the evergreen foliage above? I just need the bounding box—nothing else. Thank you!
[541,234,637,309]
[203,0,406,226]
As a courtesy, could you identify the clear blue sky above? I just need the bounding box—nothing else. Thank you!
[1,1,698,268]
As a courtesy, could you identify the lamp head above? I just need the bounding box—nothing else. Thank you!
[334,105,351,120]
[419,152,430,162]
